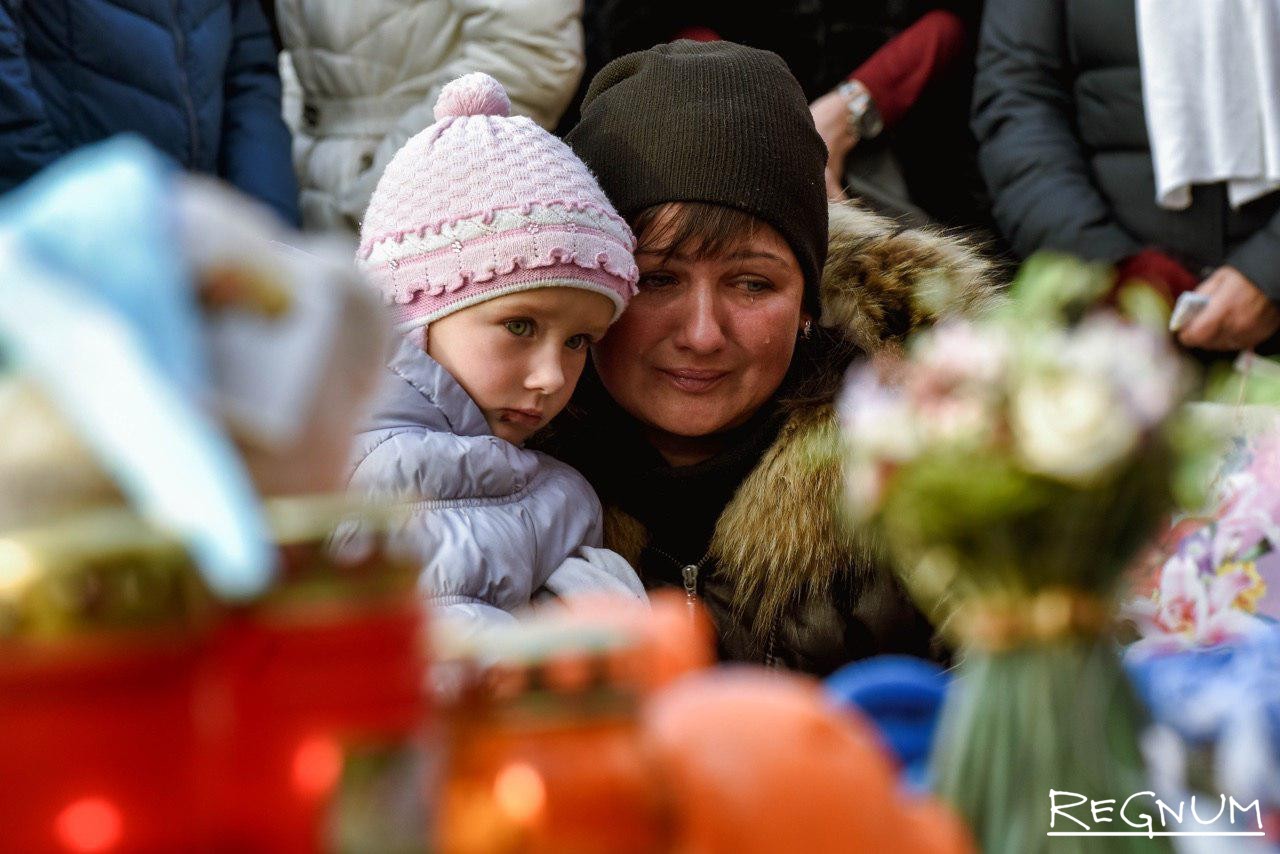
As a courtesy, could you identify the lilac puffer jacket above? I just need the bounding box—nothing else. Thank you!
[341,336,645,630]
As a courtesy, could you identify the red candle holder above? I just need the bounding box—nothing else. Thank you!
[0,501,429,853]
[0,634,207,852]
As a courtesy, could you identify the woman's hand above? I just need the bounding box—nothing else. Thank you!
[810,90,858,201]
[1177,266,1280,351]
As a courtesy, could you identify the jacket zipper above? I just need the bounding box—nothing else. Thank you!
[651,548,784,668]
[649,547,710,612]
[762,622,781,669]
[169,0,200,165]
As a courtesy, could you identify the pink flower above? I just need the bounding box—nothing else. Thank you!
[839,367,920,463]
[1126,553,1268,659]
[912,321,1009,388]
[1211,439,1280,565]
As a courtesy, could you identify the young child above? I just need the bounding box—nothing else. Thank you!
[345,73,646,630]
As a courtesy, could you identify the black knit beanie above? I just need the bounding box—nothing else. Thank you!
[566,40,829,318]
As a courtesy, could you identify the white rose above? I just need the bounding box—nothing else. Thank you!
[1011,371,1140,483]
[1065,316,1186,426]
[915,321,1009,386]
[859,401,920,461]
[844,459,889,521]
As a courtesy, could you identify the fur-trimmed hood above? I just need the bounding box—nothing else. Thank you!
[605,202,1005,646]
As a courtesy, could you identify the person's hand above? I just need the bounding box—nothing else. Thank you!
[811,90,858,201]
[1177,265,1280,351]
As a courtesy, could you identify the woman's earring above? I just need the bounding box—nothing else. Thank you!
[801,319,813,339]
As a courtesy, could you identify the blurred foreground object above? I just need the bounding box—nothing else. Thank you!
[1127,624,1280,825]
[0,137,415,852]
[432,593,707,853]
[0,137,385,597]
[824,655,948,791]
[840,253,1193,853]
[0,138,266,597]
[435,596,967,853]
[642,668,971,854]
[0,498,427,852]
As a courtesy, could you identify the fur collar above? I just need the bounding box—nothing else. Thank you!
[820,201,1003,353]
[605,202,1003,632]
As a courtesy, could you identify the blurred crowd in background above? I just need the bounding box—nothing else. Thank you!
[5,0,1279,354]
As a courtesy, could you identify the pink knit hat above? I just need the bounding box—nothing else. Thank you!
[357,73,639,333]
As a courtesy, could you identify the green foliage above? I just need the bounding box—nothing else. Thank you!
[1116,282,1172,331]
[879,450,1051,564]
[932,642,1165,854]
[1000,253,1114,326]
[1205,355,1280,406]
[1167,410,1226,512]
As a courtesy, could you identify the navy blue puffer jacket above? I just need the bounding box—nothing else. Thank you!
[0,0,299,224]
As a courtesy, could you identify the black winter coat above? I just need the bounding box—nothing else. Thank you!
[973,0,1280,298]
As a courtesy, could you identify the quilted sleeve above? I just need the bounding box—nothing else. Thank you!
[971,0,1140,262]
[218,0,301,225]
[340,433,539,627]
[0,5,70,192]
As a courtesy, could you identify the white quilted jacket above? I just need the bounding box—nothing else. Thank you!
[277,0,584,233]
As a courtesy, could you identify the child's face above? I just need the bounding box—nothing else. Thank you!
[426,288,615,445]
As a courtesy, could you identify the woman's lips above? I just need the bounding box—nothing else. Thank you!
[498,408,543,427]
[658,368,730,393]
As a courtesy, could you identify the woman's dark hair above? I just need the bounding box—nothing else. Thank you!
[628,202,760,262]
[779,323,861,412]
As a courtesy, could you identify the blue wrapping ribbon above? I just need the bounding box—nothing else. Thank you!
[1126,623,1280,748]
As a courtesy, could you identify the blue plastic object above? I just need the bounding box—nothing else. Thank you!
[826,655,949,789]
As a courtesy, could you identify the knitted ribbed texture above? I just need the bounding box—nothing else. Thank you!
[566,41,829,318]
[358,73,638,332]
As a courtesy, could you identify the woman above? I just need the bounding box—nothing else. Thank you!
[563,1,987,230]
[542,40,998,674]
[276,0,583,234]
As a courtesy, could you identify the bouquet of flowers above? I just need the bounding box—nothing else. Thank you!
[839,254,1193,854]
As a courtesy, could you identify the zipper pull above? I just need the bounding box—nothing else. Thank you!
[682,564,699,605]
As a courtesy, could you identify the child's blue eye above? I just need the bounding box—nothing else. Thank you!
[504,319,535,337]
[565,334,592,351]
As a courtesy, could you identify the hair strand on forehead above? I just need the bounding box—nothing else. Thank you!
[630,202,761,262]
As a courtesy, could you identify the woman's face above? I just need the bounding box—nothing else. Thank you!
[593,205,808,441]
